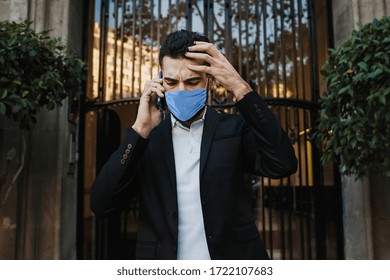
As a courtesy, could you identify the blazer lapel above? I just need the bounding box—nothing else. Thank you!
[200,107,219,177]
[156,108,219,188]
[157,114,177,189]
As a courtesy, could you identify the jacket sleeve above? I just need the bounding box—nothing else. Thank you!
[90,127,148,216]
[236,91,298,178]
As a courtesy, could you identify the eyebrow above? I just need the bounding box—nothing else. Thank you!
[164,77,203,83]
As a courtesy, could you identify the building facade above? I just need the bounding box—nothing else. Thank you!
[0,0,389,260]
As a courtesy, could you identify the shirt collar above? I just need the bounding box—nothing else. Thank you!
[171,106,207,128]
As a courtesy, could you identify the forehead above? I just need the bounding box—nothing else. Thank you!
[162,57,206,78]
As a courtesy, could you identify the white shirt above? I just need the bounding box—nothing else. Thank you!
[171,109,211,260]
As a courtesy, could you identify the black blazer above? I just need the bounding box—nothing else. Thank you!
[91,91,297,260]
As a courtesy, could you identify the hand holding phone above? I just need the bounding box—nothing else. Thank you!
[132,72,166,138]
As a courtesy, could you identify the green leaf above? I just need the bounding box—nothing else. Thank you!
[379,94,386,105]
[28,49,37,57]
[351,138,357,148]
[12,103,21,113]
[0,102,6,115]
[0,89,8,99]
[338,86,350,94]
[358,61,368,70]
[353,72,366,82]
[367,72,377,79]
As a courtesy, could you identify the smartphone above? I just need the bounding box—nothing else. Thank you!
[157,71,165,120]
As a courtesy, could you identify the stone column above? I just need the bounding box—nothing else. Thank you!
[331,0,390,259]
[22,0,84,260]
[341,176,373,259]
[0,0,84,259]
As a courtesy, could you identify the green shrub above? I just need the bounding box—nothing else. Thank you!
[0,21,87,130]
[315,17,390,178]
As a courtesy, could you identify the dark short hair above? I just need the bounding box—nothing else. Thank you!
[159,29,210,67]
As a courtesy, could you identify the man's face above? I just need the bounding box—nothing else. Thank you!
[161,56,208,92]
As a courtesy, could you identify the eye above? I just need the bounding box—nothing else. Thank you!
[187,81,200,86]
[165,81,177,86]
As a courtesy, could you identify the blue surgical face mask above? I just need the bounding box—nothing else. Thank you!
[165,88,207,122]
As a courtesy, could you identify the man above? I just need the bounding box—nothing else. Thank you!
[91,30,297,260]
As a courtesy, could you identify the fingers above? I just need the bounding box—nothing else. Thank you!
[185,41,231,76]
[186,64,212,75]
[185,42,226,65]
[144,78,164,92]
[188,41,224,58]
[185,51,217,65]
[149,87,165,98]
[142,78,165,98]
[186,42,252,97]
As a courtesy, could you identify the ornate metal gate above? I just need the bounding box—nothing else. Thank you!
[80,0,344,259]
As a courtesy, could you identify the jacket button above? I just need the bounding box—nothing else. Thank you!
[253,104,258,109]
[256,108,262,114]
[125,148,131,154]
[127,144,132,149]
[123,154,128,159]
[120,159,126,165]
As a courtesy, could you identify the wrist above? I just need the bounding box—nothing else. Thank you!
[232,81,252,101]
[132,123,151,139]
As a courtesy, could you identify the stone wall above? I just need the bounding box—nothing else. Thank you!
[0,0,84,259]
[333,0,389,47]
[331,0,390,259]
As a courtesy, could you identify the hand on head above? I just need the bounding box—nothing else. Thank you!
[185,41,252,100]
